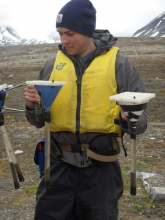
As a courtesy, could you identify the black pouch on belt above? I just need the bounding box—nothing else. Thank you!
[51,137,62,159]
[89,136,116,164]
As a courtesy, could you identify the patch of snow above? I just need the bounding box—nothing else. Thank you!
[0,26,6,33]
[144,29,152,35]
[155,20,162,28]
[150,31,159,37]
[15,150,23,155]
[134,29,146,37]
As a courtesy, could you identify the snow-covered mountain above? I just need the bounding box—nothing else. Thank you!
[0,26,60,46]
[133,11,165,37]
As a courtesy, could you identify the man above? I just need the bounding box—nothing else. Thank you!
[24,0,147,219]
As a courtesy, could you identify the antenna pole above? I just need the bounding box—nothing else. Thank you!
[130,138,136,195]
[121,103,147,196]
[129,120,137,195]
[0,86,24,188]
[4,136,20,189]
[128,115,137,196]
[1,125,25,182]
[109,92,155,196]
[44,110,51,188]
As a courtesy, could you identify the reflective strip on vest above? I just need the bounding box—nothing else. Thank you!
[49,47,121,136]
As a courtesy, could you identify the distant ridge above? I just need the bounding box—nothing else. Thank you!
[0,26,60,46]
[133,11,165,37]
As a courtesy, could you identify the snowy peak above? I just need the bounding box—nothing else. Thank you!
[133,11,165,37]
[0,25,59,46]
[4,26,21,40]
[0,26,22,45]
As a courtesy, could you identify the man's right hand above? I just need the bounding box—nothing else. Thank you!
[119,107,128,121]
[24,84,40,109]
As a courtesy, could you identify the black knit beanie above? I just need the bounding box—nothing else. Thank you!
[56,0,96,37]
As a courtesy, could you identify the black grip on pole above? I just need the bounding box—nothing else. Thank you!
[130,187,136,196]
[130,126,136,139]
[10,163,20,189]
[34,102,39,121]
[127,121,136,140]
[15,163,25,182]
[45,111,51,123]
[44,167,51,189]
[0,113,4,126]
[130,168,136,196]
[17,173,25,182]
[45,180,51,189]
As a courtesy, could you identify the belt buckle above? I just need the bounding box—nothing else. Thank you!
[71,144,82,152]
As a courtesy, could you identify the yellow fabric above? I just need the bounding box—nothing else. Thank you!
[49,51,77,132]
[49,47,121,136]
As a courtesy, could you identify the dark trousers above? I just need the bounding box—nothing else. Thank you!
[34,155,123,220]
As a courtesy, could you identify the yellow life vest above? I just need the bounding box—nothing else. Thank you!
[49,46,121,136]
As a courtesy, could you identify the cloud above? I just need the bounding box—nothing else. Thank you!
[0,0,61,39]
[94,0,165,36]
[0,0,165,38]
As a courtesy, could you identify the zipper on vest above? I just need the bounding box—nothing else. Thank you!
[75,62,84,166]
[62,53,84,165]
[59,48,92,166]
[75,60,92,133]
[76,73,82,132]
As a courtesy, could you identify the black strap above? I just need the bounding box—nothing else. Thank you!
[0,94,3,100]
[121,131,127,157]
[114,119,119,125]
[0,93,5,101]
[0,92,6,109]
[0,113,4,126]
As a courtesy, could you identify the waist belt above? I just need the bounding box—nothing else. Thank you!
[59,143,119,162]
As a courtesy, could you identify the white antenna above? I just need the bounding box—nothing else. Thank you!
[109,92,155,196]
[109,92,155,105]
[26,80,66,86]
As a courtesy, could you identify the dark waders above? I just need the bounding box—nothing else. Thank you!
[34,155,123,220]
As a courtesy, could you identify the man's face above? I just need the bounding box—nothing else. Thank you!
[57,27,91,58]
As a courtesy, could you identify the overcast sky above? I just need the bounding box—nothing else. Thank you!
[0,0,165,40]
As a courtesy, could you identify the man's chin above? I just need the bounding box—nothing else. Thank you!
[67,50,77,56]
